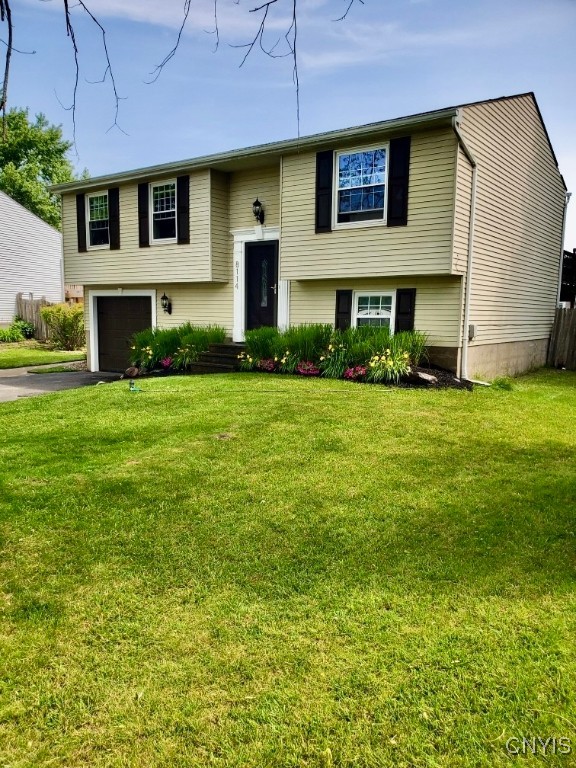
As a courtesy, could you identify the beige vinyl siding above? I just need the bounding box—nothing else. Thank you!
[229,165,280,231]
[452,146,473,275]
[210,171,231,282]
[280,129,458,281]
[458,95,566,345]
[63,171,212,285]
[84,283,234,334]
[289,276,463,346]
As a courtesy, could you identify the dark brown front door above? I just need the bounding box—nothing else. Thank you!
[245,241,278,330]
[97,296,152,371]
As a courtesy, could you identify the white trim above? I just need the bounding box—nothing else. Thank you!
[86,191,110,250]
[88,289,157,372]
[332,142,389,230]
[231,226,288,341]
[351,290,396,331]
[149,179,177,245]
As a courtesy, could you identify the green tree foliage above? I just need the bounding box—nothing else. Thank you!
[0,108,76,229]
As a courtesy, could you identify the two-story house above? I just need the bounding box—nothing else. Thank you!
[54,92,568,378]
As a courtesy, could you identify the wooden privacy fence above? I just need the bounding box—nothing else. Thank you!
[547,308,576,370]
[15,293,51,341]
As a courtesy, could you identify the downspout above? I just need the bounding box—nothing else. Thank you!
[452,111,478,381]
[556,192,572,306]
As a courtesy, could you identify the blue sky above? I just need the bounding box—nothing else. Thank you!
[9,0,576,246]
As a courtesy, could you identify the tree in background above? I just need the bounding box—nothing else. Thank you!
[0,108,76,228]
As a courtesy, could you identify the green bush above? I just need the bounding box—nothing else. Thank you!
[0,324,25,343]
[129,323,227,372]
[13,318,35,339]
[366,349,412,384]
[241,324,429,384]
[244,327,280,361]
[279,324,332,362]
[40,303,85,350]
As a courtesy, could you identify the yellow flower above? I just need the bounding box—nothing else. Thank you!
[320,356,325,361]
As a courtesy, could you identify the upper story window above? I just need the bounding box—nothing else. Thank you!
[86,192,109,248]
[353,292,394,329]
[335,145,388,226]
[150,181,177,242]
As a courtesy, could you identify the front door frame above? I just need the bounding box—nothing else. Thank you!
[231,227,289,342]
[88,289,157,371]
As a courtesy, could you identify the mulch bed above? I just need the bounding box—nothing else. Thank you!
[400,366,473,390]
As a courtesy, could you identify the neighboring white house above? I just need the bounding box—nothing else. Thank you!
[0,191,63,326]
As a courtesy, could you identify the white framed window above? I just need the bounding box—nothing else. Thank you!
[353,291,395,330]
[150,180,177,242]
[86,192,109,248]
[334,144,388,227]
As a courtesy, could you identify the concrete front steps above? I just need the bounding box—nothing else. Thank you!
[188,342,246,375]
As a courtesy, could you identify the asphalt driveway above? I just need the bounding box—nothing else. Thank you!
[0,366,120,403]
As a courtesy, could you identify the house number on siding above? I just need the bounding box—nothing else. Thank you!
[235,260,240,290]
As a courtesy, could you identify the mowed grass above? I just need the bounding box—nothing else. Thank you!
[0,341,85,369]
[0,370,575,767]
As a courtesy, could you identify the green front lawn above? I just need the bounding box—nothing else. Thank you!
[0,340,85,369]
[1,370,575,767]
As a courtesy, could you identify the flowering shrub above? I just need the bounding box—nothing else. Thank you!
[257,358,276,372]
[240,325,428,386]
[130,323,226,372]
[366,350,411,384]
[237,351,255,371]
[296,361,320,376]
[344,365,367,381]
[320,341,349,379]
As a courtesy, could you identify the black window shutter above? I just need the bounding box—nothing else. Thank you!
[76,193,87,253]
[315,150,333,233]
[335,289,353,330]
[108,187,120,250]
[138,182,150,247]
[176,175,190,245]
[395,288,417,333]
[387,136,411,227]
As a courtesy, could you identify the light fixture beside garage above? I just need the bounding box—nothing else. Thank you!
[160,293,172,315]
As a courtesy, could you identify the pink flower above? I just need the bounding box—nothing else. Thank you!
[296,361,320,376]
[160,357,173,369]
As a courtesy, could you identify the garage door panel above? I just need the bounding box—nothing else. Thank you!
[97,296,152,371]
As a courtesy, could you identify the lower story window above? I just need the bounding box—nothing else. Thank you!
[354,292,394,328]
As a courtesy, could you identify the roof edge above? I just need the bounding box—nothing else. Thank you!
[51,107,458,194]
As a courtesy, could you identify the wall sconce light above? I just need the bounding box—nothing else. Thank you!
[252,198,265,225]
[160,293,172,315]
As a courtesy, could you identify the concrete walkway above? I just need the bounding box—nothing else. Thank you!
[0,363,120,402]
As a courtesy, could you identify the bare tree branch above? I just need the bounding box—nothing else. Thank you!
[334,0,364,23]
[147,0,193,84]
[1,0,365,145]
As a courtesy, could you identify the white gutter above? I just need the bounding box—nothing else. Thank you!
[556,192,572,305]
[452,112,478,381]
